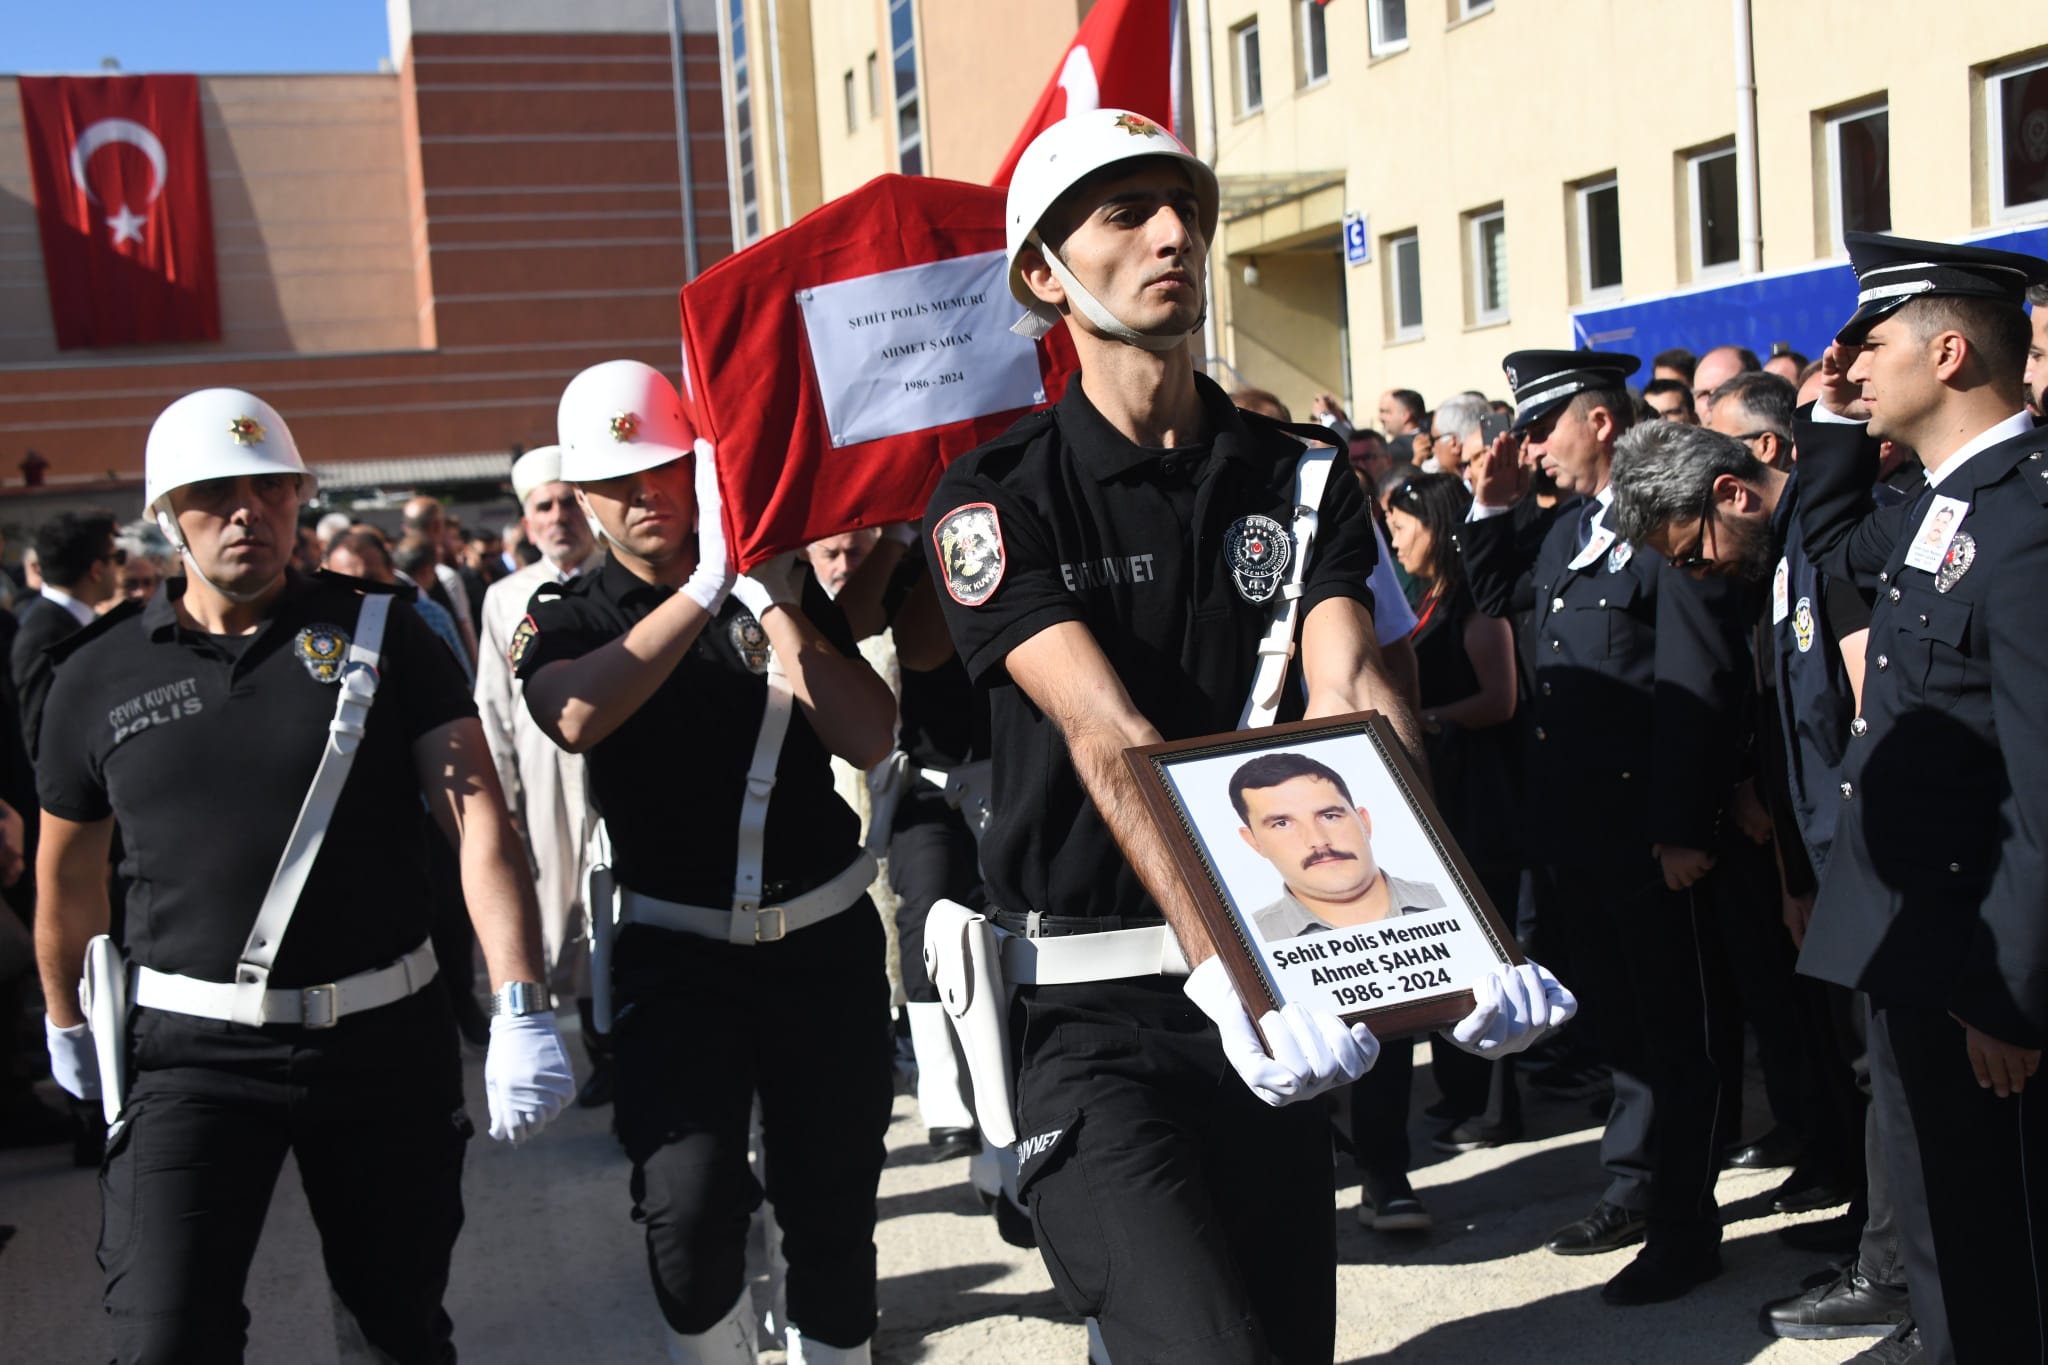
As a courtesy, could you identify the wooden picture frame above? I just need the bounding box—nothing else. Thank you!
[1125,711,1524,1039]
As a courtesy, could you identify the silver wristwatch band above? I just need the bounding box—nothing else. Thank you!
[487,981,550,1018]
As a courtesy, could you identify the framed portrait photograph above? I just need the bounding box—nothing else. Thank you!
[1126,712,1522,1039]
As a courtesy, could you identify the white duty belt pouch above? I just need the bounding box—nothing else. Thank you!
[923,899,1017,1148]
[110,595,426,1120]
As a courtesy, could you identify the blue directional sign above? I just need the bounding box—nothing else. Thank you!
[1343,213,1370,267]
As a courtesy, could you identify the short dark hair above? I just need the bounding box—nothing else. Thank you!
[1642,377,1697,416]
[1231,387,1291,421]
[326,529,392,576]
[1384,471,1473,596]
[393,534,440,581]
[1228,751,1354,825]
[1711,370,1797,437]
[1653,348,1698,383]
[1899,295,2033,392]
[1388,389,1426,424]
[35,510,118,589]
[1569,384,1636,435]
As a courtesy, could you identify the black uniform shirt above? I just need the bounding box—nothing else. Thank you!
[923,372,1378,925]
[514,554,863,907]
[35,572,475,986]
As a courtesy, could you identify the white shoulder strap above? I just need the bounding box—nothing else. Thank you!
[228,593,392,1026]
[1238,444,1336,731]
[731,650,794,928]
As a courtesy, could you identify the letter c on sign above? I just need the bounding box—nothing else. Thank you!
[1058,46,1100,116]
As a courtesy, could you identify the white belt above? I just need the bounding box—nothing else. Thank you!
[619,852,878,945]
[133,938,438,1030]
[999,925,1190,985]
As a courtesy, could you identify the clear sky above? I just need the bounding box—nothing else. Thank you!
[2,0,390,75]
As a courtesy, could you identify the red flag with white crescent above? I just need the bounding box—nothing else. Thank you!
[991,0,1177,188]
[18,75,222,349]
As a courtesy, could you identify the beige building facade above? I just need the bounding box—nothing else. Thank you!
[1204,0,2048,420]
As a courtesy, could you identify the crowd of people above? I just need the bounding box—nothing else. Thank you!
[3,106,2044,1365]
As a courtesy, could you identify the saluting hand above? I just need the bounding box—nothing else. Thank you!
[1954,1015,2042,1098]
[1468,428,1528,509]
[1816,344,1872,422]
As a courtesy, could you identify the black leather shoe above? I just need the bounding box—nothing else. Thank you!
[1771,1165,1854,1214]
[1600,1244,1721,1305]
[575,1061,615,1109]
[1723,1127,1803,1170]
[1778,1213,1864,1254]
[1431,1119,1522,1154]
[927,1127,976,1161]
[1760,1265,1910,1340]
[1545,1201,1648,1256]
[1847,1321,1923,1364]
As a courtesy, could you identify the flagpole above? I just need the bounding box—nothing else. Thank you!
[667,0,701,280]
[1186,0,1221,374]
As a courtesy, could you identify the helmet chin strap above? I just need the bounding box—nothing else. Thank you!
[155,508,272,605]
[1024,235,1204,353]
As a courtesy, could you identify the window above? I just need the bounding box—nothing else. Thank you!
[1689,146,1741,277]
[1369,0,1408,57]
[843,70,858,133]
[1455,0,1494,17]
[1297,0,1328,87]
[1990,57,2048,220]
[728,0,758,243]
[1467,207,1508,325]
[889,0,922,175]
[1385,230,1422,340]
[1231,19,1263,118]
[1827,105,1891,245]
[1576,177,1623,300]
[866,53,879,118]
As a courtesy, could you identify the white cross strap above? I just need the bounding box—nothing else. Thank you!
[1239,443,1336,730]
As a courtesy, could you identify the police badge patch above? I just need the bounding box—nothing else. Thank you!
[934,503,1006,606]
[294,624,350,684]
[1793,597,1816,653]
[1936,532,1976,593]
[507,615,539,670]
[1606,540,1633,574]
[1224,514,1292,603]
[729,611,773,674]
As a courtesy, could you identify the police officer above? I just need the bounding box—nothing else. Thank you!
[32,388,573,1363]
[1461,350,1739,1305]
[1794,232,2048,1365]
[923,109,1572,1364]
[1606,420,1913,1345]
[516,360,897,1365]
[475,444,611,1102]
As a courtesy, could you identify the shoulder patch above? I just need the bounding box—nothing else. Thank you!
[506,614,539,669]
[932,503,1006,607]
[44,598,144,665]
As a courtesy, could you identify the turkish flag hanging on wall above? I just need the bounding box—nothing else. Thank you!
[18,75,221,349]
[991,0,1176,188]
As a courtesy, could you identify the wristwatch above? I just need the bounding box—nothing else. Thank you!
[487,981,551,1019]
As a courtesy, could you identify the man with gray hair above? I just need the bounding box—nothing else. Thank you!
[1428,393,1490,479]
[1707,370,1798,471]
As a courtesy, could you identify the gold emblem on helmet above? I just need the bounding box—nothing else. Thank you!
[1112,113,1157,137]
[609,411,640,442]
[227,416,266,446]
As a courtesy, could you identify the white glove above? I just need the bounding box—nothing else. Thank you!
[1183,956,1380,1106]
[484,1011,576,1145]
[731,549,808,617]
[46,1016,99,1101]
[1442,961,1578,1058]
[684,437,736,613]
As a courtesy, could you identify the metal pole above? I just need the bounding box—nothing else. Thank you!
[1188,0,1222,372]
[766,0,794,231]
[1731,0,1761,274]
[668,0,701,280]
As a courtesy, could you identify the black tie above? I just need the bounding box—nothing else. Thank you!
[1574,501,1602,554]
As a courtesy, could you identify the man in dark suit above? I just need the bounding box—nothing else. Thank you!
[1462,350,1742,1306]
[11,510,120,760]
[1796,232,2048,1365]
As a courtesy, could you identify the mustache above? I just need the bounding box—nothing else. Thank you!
[1301,849,1357,870]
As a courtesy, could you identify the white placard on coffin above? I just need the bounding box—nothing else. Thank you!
[796,250,1046,448]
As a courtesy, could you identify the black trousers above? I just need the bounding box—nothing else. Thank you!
[1551,859,1724,1248]
[100,990,468,1365]
[1869,1003,2047,1364]
[887,787,983,1003]
[611,903,894,1349]
[1014,978,1336,1365]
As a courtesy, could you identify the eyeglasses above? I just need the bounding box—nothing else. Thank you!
[1665,484,1717,572]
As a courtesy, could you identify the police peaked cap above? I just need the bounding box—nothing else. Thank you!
[1835,231,2048,344]
[1501,349,1641,431]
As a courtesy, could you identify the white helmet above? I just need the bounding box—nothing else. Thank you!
[144,388,315,523]
[557,360,693,483]
[1003,108,1219,352]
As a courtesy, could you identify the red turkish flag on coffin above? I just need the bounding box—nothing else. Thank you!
[991,0,1176,188]
[679,174,1077,573]
[18,75,222,348]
